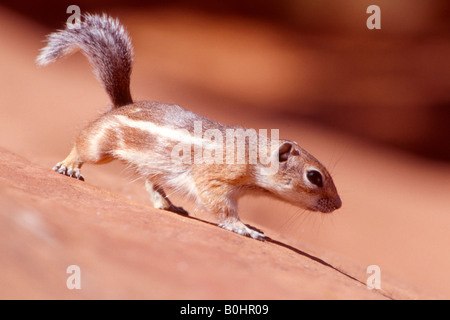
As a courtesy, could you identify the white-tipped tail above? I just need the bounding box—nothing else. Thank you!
[37,13,134,107]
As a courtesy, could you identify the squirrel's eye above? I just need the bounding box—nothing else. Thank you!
[307,170,323,187]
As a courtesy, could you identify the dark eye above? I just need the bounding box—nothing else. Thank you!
[307,170,323,187]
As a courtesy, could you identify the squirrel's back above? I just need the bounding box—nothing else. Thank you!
[36,13,134,108]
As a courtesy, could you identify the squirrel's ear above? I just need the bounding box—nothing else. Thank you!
[278,142,293,162]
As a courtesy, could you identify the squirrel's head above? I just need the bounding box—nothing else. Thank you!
[257,140,342,213]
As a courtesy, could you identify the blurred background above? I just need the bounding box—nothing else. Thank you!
[0,0,449,299]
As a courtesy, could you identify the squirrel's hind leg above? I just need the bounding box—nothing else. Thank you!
[54,118,117,181]
[53,146,85,181]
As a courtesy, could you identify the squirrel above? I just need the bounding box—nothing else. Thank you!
[36,13,342,240]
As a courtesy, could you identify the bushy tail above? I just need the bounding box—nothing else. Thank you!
[36,13,134,108]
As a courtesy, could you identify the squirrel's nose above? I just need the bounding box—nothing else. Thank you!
[333,196,342,210]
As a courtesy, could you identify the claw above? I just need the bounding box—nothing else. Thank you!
[58,164,67,174]
[52,162,62,171]
[52,162,84,181]
[74,169,84,181]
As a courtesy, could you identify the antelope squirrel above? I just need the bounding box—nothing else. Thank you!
[37,13,342,240]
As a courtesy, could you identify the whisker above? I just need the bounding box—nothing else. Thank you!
[279,206,314,239]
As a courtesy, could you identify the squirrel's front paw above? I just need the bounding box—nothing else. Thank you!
[53,162,84,181]
[219,220,266,241]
